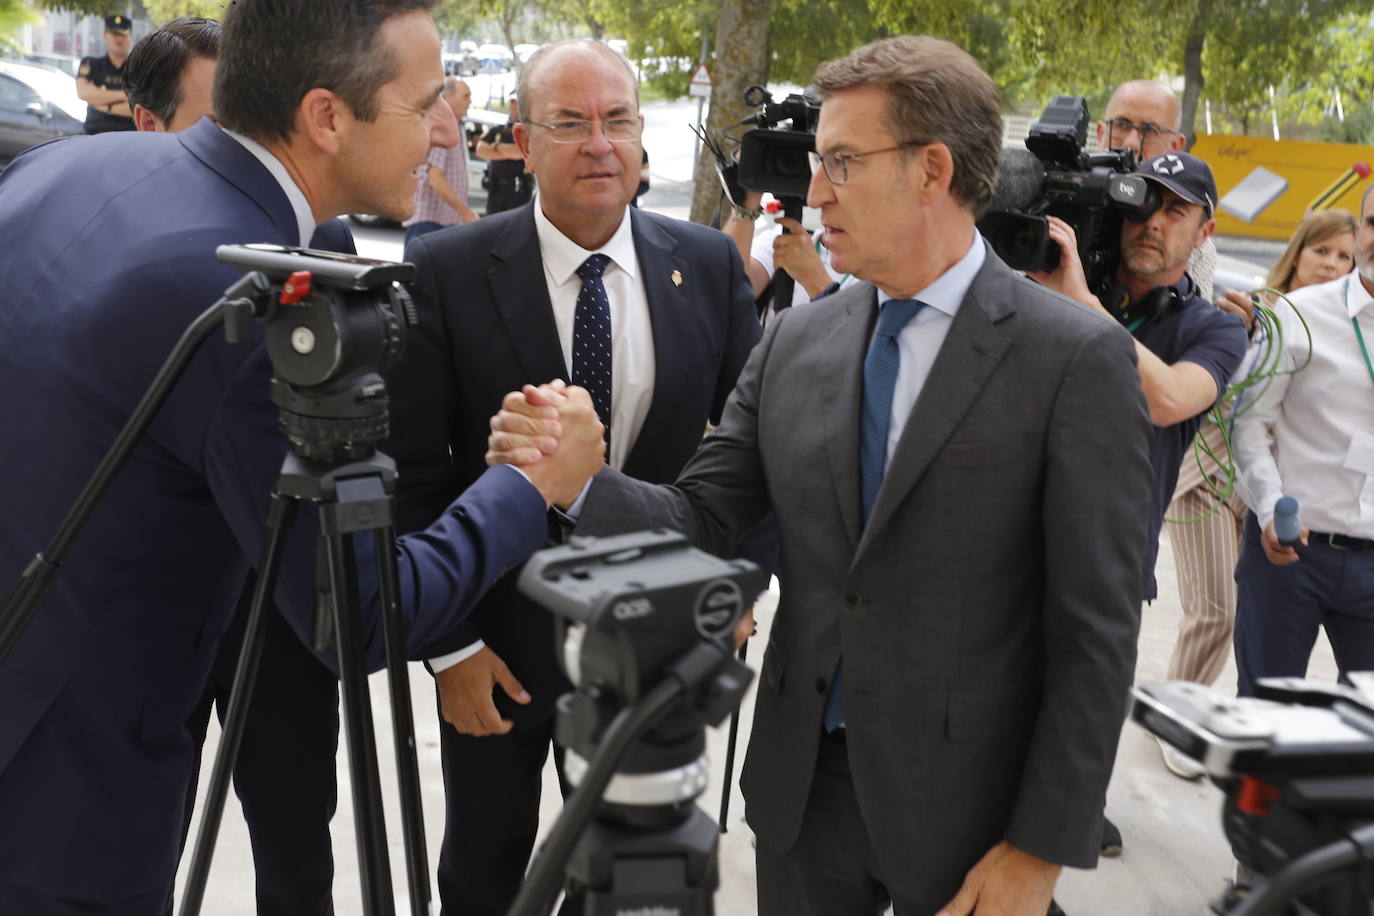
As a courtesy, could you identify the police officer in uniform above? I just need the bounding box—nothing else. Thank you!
[76,14,136,134]
[476,94,533,213]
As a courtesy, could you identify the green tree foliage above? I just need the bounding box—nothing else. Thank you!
[0,0,41,55]
[142,1,226,22]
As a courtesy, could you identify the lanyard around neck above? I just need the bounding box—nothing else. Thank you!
[1346,276,1374,390]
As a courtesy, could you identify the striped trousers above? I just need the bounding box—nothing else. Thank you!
[1163,479,1247,685]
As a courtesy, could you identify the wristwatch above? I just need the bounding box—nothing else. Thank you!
[729,202,762,222]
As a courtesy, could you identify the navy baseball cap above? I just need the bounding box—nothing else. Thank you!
[1137,152,1216,217]
[105,14,132,33]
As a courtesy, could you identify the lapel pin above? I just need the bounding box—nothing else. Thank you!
[671,269,683,287]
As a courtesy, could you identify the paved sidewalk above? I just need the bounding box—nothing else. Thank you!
[177,535,1338,914]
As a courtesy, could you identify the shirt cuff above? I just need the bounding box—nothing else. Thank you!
[429,640,487,674]
[556,477,593,523]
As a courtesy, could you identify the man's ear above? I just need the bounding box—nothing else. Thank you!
[915,142,955,201]
[1169,132,1187,153]
[1198,216,1216,244]
[133,105,164,133]
[297,87,345,155]
[513,121,534,174]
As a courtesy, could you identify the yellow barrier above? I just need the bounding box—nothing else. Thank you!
[1192,135,1374,239]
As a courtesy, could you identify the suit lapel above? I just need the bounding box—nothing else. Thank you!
[857,254,1015,557]
[622,209,688,474]
[488,205,568,383]
[178,120,299,242]
[820,283,878,553]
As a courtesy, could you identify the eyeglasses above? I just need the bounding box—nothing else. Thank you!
[523,117,642,143]
[1103,117,1179,145]
[807,141,926,185]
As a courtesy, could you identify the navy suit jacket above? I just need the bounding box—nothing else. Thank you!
[0,120,550,899]
[387,203,761,722]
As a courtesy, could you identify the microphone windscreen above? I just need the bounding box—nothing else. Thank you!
[1274,496,1301,547]
[989,147,1046,213]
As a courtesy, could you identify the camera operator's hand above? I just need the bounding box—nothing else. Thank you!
[772,217,833,300]
[487,381,605,508]
[435,646,530,736]
[733,605,756,650]
[1026,216,1106,315]
[937,840,1061,916]
[1216,288,1258,335]
[1260,519,1307,566]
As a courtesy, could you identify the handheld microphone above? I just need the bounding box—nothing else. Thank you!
[1274,496,1302,547]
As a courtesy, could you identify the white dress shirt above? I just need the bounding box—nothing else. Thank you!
[430,200,655,673]
[1234,272,1374,535]
[223,129,316,247]
[875,231,984,462]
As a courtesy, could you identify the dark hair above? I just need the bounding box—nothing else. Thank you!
[215,0,436,145]
[813,36,1003,215]
[123,18,221,126]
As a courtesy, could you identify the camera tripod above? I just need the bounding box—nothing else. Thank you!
[178,445,431,916]
[0,250,435,916]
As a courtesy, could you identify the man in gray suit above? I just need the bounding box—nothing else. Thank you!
[493,35,1152,916]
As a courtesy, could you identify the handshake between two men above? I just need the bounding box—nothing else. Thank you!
[491,381,607,510]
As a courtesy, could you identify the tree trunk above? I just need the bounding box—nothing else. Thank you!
[688,0,773,226]
[1179,0,1211,148]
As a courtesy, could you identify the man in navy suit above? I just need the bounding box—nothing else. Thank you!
[0,2,604,913]
[384,39,761,915]
[127,18,352,914]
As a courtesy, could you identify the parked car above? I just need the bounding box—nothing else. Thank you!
[443,51,479,76]
[23,52,81,78]
[475,43,513,73]
[349,108,507,229]
[513,43,540,64]
[0,59,86,166]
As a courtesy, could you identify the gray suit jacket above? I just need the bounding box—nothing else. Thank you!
[577,245,1153,905]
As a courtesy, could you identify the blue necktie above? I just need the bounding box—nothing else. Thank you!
[823,298,927,733]
[572,253,613,449]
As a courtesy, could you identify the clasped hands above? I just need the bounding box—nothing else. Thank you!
[486,379,603,509]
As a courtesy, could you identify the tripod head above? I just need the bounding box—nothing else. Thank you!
[1133,675,1374,915]
[512,530,768,915]
[216,244,418,463]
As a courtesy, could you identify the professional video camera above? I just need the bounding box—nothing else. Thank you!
[1132,676,1374,915]
[979,95,1161,294]
[507,529,769,916]
[734,85,820,201]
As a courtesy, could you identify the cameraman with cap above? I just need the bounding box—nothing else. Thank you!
[1031,150,1248,855]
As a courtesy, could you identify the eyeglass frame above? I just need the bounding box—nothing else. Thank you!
[521,116,644,144]
[1101,117,1180,146]
[807,140,928,185]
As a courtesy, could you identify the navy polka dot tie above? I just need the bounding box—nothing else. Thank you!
[573,253,613,450]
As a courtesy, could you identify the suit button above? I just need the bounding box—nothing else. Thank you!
[815,677,827,693]
[844,591,861,608]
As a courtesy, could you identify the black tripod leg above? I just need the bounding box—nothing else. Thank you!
[179,495,296,916]
[322,522,396,916]
[717,641,747,832]
[373,527,431,916]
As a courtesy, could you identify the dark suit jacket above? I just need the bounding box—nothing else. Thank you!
[578,247,1153,906]
[387,203,760,722]
[0,120,549,900]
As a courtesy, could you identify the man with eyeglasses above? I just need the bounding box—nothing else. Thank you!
[487,34,1153,916]
[383,38,762,915]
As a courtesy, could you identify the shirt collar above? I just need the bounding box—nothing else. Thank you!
[876,229,984,315]
[533,194,638,286]
[222,128,317,248]
[1346,273,1374,320]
